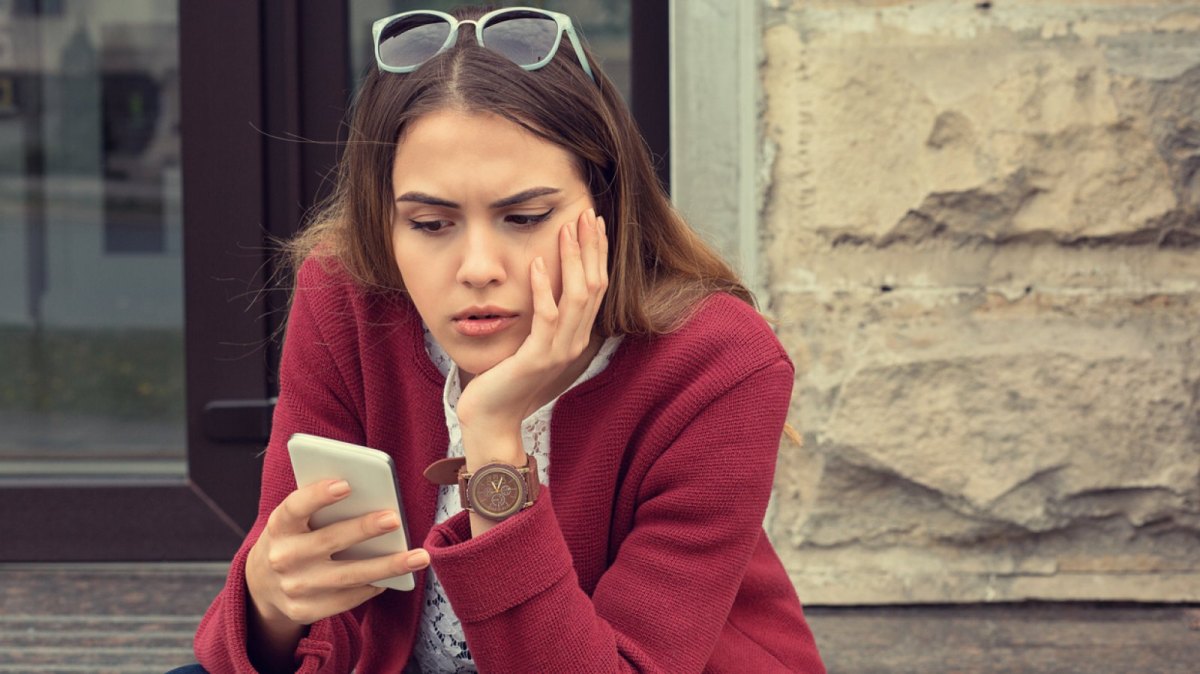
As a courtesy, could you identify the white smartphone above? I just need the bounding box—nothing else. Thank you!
[286,433,414,591]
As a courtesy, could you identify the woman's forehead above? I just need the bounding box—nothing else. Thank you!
[396,109,560,157]
[392,109,585,194]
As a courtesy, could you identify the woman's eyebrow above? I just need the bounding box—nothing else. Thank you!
[393,187,562,209]
[489,187,561,209]
[395,191,457,208]
[489,185,559,207]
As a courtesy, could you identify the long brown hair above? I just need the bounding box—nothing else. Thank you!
[289,4,753,336]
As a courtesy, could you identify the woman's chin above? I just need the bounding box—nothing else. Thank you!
[451,350,513,384]
[442,327,528,384]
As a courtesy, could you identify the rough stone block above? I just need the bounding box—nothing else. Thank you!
[761,2,1200,603]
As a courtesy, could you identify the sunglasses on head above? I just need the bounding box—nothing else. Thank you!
[372,6,596,84]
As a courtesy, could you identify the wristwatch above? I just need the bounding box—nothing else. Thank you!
[423,454,540,522]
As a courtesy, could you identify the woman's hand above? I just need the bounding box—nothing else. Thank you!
[244,479,430,671]
[455,207,609,445]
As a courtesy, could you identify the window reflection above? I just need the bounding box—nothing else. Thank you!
[0,0,183,472]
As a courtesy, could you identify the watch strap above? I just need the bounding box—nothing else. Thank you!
[422,454,540,516]
[423,456,466,485]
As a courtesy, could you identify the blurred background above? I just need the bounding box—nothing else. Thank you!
[1,0,1197,672]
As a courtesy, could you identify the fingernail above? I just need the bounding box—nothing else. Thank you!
[407,549,431,570]
[566,221,577,242]
[596,215,605,237]
[587,207,596,220]
[377,512,400,530]
[329,480,350,497]
[534,257,545,273]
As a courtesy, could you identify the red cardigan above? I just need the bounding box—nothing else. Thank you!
[194,257,825,673]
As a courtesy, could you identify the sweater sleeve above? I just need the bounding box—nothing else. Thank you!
[193,268,367,674]
[424,358,806,673]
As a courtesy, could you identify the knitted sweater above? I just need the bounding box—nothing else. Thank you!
[193,256,826,673]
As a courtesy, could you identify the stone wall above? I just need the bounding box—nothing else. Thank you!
[760,0,1200,604]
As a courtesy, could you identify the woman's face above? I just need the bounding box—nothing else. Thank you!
[391,108,595,378]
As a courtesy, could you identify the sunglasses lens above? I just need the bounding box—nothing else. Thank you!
[481,12,559,67]
[378,14,452,69]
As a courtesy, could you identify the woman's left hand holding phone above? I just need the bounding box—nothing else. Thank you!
[244,479,431,672]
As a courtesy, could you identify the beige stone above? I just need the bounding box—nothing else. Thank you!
[761,2,1200,604]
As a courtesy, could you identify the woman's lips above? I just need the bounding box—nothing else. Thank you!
[452,315,518,337]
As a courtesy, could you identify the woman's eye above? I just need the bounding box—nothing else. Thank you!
[409,219,451,233]
[506,209,553,228]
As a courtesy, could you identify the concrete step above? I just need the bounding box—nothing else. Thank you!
[1,564,1197,673]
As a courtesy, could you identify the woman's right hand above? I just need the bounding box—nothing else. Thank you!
[244,479,430,668]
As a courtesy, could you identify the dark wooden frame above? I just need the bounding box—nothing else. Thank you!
[630,0,670,193]
[1,0,667,561]
[185,0,353,537]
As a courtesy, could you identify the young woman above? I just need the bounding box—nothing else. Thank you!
[191,6,825,673]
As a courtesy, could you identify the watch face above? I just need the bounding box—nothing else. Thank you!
[468,465,526,520]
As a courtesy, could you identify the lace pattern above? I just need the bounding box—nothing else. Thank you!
[412,327,621,673]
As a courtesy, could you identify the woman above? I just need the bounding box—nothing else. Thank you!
[191,6,824,673]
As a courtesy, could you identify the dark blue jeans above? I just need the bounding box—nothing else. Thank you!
[165,667,208,673]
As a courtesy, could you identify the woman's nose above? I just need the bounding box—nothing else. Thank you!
[455,225,506,288]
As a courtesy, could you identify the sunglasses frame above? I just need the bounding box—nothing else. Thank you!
[371,6,596,83]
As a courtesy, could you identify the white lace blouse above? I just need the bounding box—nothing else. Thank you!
[411,329,623,673]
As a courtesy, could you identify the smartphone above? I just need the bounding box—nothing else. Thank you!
[286,433,414,591]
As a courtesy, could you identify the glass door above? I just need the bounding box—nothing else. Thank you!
[1,0,667,562]
[0,0,259,561]
[0,1,184,475]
